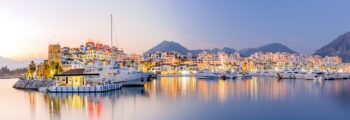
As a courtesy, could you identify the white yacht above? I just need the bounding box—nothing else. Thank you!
[220,71,237,79]
[251,70,275,77]
[236,72,252,79]
[195,70,219,79]
[85,61,148,87]
[176,65,193,77]
[322,72,345,80]
[295,71,307,79]
[303,71,324,80]
[113,68,149,86]
[276,69,299,79]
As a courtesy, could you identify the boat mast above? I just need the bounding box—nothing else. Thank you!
[110,14,114,63]
[110,14,113,48]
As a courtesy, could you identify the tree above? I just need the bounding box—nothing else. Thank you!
[0,66,10,76]
[26,61,36,80]
[139,61,155,72]
[242,62,249,73]
[42,61,51,79]
[36,65,43,79]
[50,61,63,76]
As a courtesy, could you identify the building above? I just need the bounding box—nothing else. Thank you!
[48,44,62,64]
[58,40,126,71]
[54,69,99,87]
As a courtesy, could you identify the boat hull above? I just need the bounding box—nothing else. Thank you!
[118,73,149,87]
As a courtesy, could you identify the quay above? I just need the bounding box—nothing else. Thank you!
[47,82,123,93]
[13,68,126,93]
[13,79,56,90]
[12,67,149,93]
[13,79,124,93]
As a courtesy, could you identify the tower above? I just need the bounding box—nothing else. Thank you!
[48,44,62,64]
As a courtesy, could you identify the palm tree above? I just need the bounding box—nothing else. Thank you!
[42,61,51,79]
[139,61,155,72]
[36,65,43,79]
[50,61,63,76]
[27,61,36,80]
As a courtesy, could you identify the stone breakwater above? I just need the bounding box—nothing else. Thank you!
[13,79,56,90]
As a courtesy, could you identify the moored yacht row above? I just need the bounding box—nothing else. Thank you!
[151,69,253,80]
[252,69,350,80]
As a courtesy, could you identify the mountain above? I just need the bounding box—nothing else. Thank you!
[314,32,350,62]
[222,47,236,53]
[188,49,205,55]
[0,56,43,70]
[145,40,189,54]
[238,48,257,57]
[146,40,236,55]
[239,43,298,57]
[189,47,236,55]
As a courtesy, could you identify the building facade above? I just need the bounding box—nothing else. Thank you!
[48,44,62,64]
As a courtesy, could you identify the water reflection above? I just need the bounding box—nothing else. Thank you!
[2,77,350,120]
[41,87,147,120]
[144,77,350,110]
[144,77,293,103]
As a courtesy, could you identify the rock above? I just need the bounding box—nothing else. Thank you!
[13,79,56,90]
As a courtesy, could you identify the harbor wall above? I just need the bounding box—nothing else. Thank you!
[13,79,56,90]
[48,84,121,93]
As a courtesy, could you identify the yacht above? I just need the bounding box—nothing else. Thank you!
[195,70,219,79]
[260,71,275,77]
[85,61,148,86]
[322,72,345,80]
[276,69,299,79]
[295,71,307,79]
[176,65,195,77]
[250,71,259,76]
[220,71,237,79]
[236,72,252,79]
[303,71,324,80]
[113,68,149,86]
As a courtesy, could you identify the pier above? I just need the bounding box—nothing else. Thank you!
[13,79,56,90]
[13,79,125,93]
[47,83,122,93]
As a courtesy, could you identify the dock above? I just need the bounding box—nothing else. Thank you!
[13,79,125,93]
[13,79,56,90]
[47,83,122,93]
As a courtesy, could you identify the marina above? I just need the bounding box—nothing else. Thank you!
[2,77,350,120]
[2,1,350,119]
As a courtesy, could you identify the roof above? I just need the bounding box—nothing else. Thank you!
[54,69,99,76]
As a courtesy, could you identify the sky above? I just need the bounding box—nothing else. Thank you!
[1,0,350,60]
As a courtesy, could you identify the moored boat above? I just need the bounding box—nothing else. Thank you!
[195,70,219,79]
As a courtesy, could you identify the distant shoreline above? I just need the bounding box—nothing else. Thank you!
[0,76,20,79]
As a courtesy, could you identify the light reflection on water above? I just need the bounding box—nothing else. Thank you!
[1,77,350,120]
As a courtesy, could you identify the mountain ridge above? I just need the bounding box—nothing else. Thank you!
[314,32,350,62]
[146,40,297,57]
[239,43,298,57]
[0,56,43,70]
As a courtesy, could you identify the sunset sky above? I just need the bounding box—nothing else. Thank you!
[1,0,350,60]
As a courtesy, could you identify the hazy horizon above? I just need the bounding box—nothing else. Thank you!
[2,0,350,60]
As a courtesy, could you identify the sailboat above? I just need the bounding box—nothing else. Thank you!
[107,14,149,86]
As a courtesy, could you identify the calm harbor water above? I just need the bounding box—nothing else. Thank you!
[1,77,350,120]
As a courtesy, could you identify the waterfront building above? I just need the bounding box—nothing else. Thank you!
[144,50,344,73]
[58,39,126,71]
[150,65,175,74]
[54,69,99,87]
